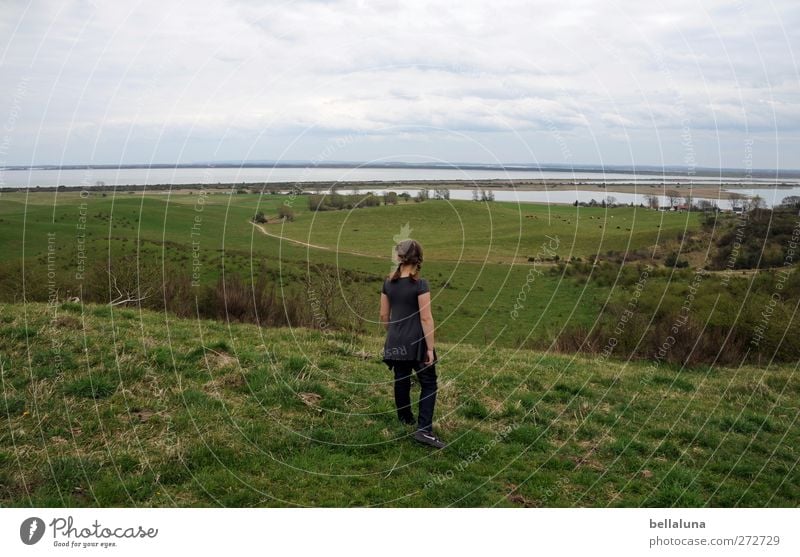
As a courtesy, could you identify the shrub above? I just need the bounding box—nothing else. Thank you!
[308,193,381,211]
[665,252,689,268]
[277,204,295,221]
[574,265,800,366]
[711,207,800,270]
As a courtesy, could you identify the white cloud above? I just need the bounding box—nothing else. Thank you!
[0,0,797,167]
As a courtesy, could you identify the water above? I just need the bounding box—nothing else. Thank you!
[3,166,797,208]
[0,166,792,188]
[333,187,800,209]
[723,187,800,207]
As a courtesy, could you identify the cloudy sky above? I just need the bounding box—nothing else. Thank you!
[1,0,798,169]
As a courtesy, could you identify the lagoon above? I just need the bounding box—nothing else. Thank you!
[1,166,793,189]
[334,186,800,209]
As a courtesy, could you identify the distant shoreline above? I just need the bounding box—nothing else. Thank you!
[3,161,800,179]
[2,179,797,200]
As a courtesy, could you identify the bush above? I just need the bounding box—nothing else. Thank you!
[573,265,800,366]
[711,207,800,270]
[277,204,295,221]
[308,193,381,211]
[665,252,689,268]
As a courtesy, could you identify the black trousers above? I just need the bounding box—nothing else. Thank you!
[392,360,437,432]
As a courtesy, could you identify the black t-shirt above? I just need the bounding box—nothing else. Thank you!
[381,276,431,363]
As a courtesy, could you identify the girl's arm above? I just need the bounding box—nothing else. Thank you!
[418,291,435,363]
[380,293,390,330]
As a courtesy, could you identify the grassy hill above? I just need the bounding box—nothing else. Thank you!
[1,302,797,507]
[0,190,700,264]
[264,197,697,263]
[0,190,701,351]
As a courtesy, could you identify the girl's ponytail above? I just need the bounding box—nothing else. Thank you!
[390,262,402,282]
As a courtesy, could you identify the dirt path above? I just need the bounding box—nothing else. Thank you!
[249,220,561,265]
[250,220,385,259]
[250,220,777,274]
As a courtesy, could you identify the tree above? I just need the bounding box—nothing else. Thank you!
[780,195,800,208]
[728,192,746,212]
[696,199,717,213]
[645,194,659,209]
[384,191,398,205]
[433,188,450,200]
[252,211,267,224]
[472,188,479,201]
[278,204,295,221]
[308,195,326,211]
[667,190,680,208]
[750,195,766,210]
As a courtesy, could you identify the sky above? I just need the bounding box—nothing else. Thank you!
[0,0,798,169]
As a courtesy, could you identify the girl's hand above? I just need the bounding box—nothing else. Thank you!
[425,349,434,365]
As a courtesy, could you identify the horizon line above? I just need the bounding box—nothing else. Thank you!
[3,160,799,176]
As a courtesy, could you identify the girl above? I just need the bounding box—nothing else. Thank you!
[380,239,446,449]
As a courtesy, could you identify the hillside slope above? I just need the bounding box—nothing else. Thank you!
[1,303,797,507]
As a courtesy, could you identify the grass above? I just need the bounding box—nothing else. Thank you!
[0,190,699,263]
[262,197,699,263]
[0,190,700,350]
[2,190,794,506]
[1,302,797,507]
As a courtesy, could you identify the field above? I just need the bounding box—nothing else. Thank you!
[1,302,797,507]
[0,190,702,348]
[0,189,701,263]
[1,189,797,508]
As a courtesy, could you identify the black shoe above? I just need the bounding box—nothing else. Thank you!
[399,415,415,425]
[414,430,447,449]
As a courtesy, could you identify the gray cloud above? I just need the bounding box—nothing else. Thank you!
[0,0,797,168]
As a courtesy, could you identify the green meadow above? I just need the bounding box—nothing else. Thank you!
[1,302,797,507]
[1,190,797,508]
[0,190,700,348]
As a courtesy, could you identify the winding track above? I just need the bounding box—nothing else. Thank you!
[250,220,383,259]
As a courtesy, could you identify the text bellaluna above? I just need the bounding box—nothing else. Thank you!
[650,518,706,529]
